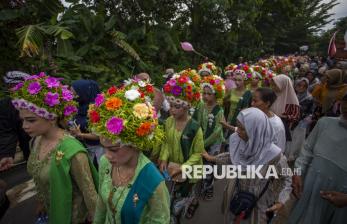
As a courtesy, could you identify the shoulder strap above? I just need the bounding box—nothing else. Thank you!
[235,177,272,202]
[121,162,164,224]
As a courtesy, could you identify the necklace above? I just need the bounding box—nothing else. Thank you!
[116,166,135,186]
[108,166,135,219]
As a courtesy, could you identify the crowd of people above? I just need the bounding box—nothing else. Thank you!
[0,54,347,224]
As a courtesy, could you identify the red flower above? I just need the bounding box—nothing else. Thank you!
[89,110,100,123]
[194,92,201,101]
[243,65,249,72]
[178,76,188,84]
[107,86,117,95]
[146,85,154,93]
[207,64,212,70]
[209,80,215,85]
[139,90,145,98]
[163,84,171,93]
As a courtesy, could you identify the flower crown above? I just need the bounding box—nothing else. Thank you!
[224,63,237,75]
[251,65,267,80]
[234,64,254,81]
[163,74,201,107]
[10,72,77,121]
[88,86,164,151]
[179,68,201,87]
[264,69,276,81]
[197,62,218,76]
[201,75,225,101]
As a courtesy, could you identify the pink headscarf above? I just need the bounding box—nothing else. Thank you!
[271,75,299,115]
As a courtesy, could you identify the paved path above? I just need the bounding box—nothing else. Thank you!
[0,164,226,224]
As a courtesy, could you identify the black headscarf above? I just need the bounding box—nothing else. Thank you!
[71,80,100,131]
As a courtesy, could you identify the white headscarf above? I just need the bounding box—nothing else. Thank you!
[229,107,281,169]
[271,74,299,115]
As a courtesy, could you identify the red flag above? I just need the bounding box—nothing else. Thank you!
[328,31,338,57]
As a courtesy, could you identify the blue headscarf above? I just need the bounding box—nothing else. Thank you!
[72,80,100,132]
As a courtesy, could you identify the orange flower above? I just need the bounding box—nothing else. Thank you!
[105,97,123,111]
[216,85,223,92]
[192,75,200,82]
[136,122,153,136]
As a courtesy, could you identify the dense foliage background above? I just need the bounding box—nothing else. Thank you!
[0,0,346,93]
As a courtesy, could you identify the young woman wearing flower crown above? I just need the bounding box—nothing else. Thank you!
[193,75,226,201]
[159,73,204,221]
[11,72,98,224]
[222,64,253,130]
[90,84,170,224]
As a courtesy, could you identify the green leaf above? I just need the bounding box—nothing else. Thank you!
[105,15,117,31]
[110,30,141,61]
[16,24,45,57]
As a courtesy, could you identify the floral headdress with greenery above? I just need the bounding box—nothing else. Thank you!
[197,62,218,76]
[10,72,77,121]
[163,74,201,108]
[251,65,267,80]
[88,85,164,151]
[224,63,237,75]
[201,75,225,103]
[233,64,255,81]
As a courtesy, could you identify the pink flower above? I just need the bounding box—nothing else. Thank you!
[215,79,220,84]
[45,77,60,88]
[12,82,23,91]
[44,92,60,107]
[168,79,177,86]
[62,88,74,101]
[106,117,124,135]
[38,72,46,78]
[95,94,105,107]
[64,105,77,116]
[247,73,252,79]
[28,82,41,95]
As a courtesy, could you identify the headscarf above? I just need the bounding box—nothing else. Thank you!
[71,80,100,131]
[295,77,312,103]
[321,69,347,113]
[271,74,299,115]
[229,107,281,169]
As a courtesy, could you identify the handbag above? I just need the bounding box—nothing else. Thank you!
[229,178,271,219]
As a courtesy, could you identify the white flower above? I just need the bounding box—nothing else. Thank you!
[172,74,180,79]
[124,79,133,86]
[189,107,195,115]
[138,80,146,87]
[208,114,214,119]
[125,89,141,101]
[147,133,154,140]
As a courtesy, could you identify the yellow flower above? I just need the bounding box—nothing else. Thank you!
[56,150,64,161]
[133,103,150,119]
